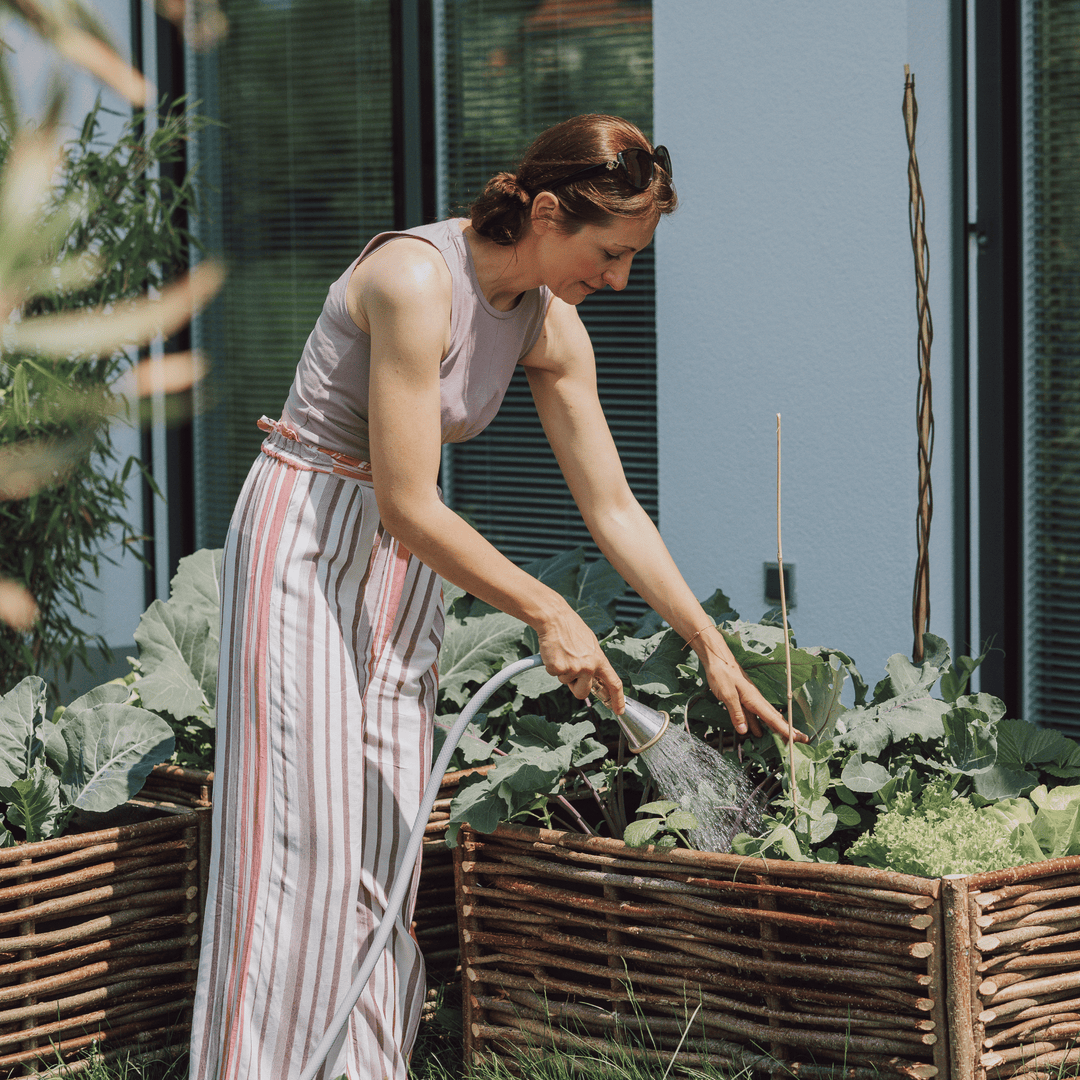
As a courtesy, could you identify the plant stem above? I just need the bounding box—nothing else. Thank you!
[572,767,618,836]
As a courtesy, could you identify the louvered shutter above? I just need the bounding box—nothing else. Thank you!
[438,0,658,611]
[1024,2,1080,734]
[188,0,395,547]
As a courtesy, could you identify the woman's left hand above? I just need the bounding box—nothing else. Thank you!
[696,629,809,743]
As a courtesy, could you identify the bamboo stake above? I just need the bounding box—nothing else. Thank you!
[777,413,798,823]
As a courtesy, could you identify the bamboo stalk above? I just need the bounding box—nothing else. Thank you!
[0,1020,191,1071]
[981,1040,1060,1068]
[984,1011,1080,1048]
[466,939,933,1015]
[0,851,194,908]
[978,919,1080,953]
[480,987,938,1059]
[990,950,1080,974]
[0,995,194,1051]
[0,969,195,1026]
[31,1041,192,1080]
[462,923,924,993]
[0,903,196,954]
[57,884,198,923]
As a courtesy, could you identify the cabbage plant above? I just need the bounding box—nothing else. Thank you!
[0,675,174,843]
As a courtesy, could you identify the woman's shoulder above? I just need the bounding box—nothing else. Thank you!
[346,234,453,332]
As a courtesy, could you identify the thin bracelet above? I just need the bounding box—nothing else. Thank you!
[682,622,717,650]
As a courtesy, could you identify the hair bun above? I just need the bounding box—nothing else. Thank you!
[489,171,531,205]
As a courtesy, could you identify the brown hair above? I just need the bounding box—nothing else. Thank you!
[469,114,677,246]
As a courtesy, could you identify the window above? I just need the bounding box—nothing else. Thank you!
[188,0,395,547]
[438,0,659,610]
[1023,0,1080,734]
[188,0,660,616]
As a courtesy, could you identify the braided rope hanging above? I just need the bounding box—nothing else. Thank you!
[904,66,934,664]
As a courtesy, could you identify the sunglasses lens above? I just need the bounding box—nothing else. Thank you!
[621,149,652,189]
[654,145,672,180]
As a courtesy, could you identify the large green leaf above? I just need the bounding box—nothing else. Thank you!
[438,610,528,706]
[997,717,1078,769]
[871,636,950,703]
[1030,783,1080,858]
[943,708,998,774]
[1,765,62,842]
[58,703,175,813]
[169,548,223,623]
[839,693,950,758]
[794,653,848,739]
[573,558,626,615]
[627,631,684,695]
[510,664,563,700]
[0,676,46,787]
[720,624,822,703]
[841,756,894,793]
[134,599,218,724]
[974,765,1036,800]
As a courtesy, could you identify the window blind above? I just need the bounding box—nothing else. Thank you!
[188,0,395,548]
[1024,1,1080,734]
[438,0,658,614]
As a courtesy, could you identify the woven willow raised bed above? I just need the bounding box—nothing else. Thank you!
[454,825,1080,1079]
[0,764,212,1077]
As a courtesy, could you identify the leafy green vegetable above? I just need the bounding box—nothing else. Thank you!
[0,676,174,843]
[847,780,1022,877]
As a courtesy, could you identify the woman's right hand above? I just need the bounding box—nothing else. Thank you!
[535,605,625,713]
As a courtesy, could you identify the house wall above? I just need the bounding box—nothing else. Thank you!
[653,0,958,685]
[6,1,147,692]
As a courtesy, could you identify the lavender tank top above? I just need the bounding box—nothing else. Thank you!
[280,218,552,462]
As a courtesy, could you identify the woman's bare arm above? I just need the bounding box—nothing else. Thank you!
[349,243,625,709]
[523,298,805,741]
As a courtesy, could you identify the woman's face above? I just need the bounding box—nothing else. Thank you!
[538,214,657,305]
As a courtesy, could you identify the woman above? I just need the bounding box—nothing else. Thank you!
[190,114,802,1080]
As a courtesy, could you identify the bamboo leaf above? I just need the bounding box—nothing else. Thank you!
[6,262,224,358]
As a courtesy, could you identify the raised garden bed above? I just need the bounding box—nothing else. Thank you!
[0,775,206,1076]
[455,824,1080,1080]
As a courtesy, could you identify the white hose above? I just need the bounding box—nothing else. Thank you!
[296,652,544,1080]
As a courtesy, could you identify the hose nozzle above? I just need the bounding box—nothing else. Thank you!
[591,681,670,755]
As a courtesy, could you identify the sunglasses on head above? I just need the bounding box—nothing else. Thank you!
[550,145,673,192]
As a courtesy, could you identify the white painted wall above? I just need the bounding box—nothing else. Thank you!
[5,1,147,681]
[654,0,957,685]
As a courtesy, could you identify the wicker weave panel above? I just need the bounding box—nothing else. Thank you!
[0,797,203,1076]
[962,856,1080,1080]
[456,824,948,1080]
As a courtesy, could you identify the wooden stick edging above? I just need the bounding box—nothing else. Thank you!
[489,823,940,895]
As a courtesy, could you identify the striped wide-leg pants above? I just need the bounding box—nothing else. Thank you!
[189,429,443,1080]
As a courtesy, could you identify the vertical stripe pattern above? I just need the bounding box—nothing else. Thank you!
[190,431,442,1080]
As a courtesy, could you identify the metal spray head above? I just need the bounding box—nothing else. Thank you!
[590,681,670,755]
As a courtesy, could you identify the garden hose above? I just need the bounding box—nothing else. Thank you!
[296,653,544,1080]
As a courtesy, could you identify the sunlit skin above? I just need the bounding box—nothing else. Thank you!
[345,195,806,742]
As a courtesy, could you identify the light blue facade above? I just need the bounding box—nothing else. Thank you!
[654,1,959,683]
